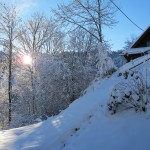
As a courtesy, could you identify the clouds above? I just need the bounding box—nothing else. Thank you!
[0,0,62,19]
[1,0,38,17]
[14,0,38,16]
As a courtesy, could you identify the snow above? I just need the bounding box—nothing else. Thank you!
[132,94,139,101]
[119,54,150,73]
[1,56,150,150]
[63,111,150,150]
[123,47,150,55]
[124,89,131,96]
[0,76,118,150]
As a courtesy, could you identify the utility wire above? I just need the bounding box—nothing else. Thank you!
[109,0,144,31]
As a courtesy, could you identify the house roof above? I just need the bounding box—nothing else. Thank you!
[131,25,150,48]
[122,26,150,56]
[123,47,150,55]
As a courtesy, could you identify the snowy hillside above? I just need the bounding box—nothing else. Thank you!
[1,55,150,150]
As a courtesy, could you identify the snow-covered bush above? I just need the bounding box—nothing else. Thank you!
[108,71,149,114]
[96,43,117,78]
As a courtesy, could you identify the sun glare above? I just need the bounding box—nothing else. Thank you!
[23,55,32,65]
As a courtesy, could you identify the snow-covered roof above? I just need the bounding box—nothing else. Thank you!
[123,47,150,55]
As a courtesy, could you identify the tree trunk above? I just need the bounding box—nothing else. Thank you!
[97,0,102,43]
[30,65,36,114]
[8,39,13,123]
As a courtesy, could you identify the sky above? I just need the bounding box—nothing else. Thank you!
[1,0,150,51]
[106,0,150,51]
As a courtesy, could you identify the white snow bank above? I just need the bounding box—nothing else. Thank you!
[0,75,120,150]
[63,111,150,150]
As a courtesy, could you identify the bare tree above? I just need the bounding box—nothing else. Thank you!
[123,35,137,50]
[18,13,52,54]
[43,25,65,55]
[18,13,56,114]
[0,3,20,122]
[52,0,117,43]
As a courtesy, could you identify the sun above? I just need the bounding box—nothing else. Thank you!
[23,55,32,65]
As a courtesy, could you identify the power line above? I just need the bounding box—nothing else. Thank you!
[109,0,144,31]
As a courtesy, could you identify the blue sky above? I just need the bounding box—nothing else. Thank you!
[105,0,150,51]
[1,0,150,51]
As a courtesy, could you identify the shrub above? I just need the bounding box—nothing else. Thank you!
[108,70,149,114]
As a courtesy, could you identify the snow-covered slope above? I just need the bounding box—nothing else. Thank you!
[1,55,150,150]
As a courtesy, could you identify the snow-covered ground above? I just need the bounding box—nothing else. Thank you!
[1,55,150,150]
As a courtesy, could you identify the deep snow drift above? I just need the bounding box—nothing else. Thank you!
[1,55,150,150]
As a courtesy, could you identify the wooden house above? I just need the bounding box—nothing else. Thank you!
[123,26,150,62]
